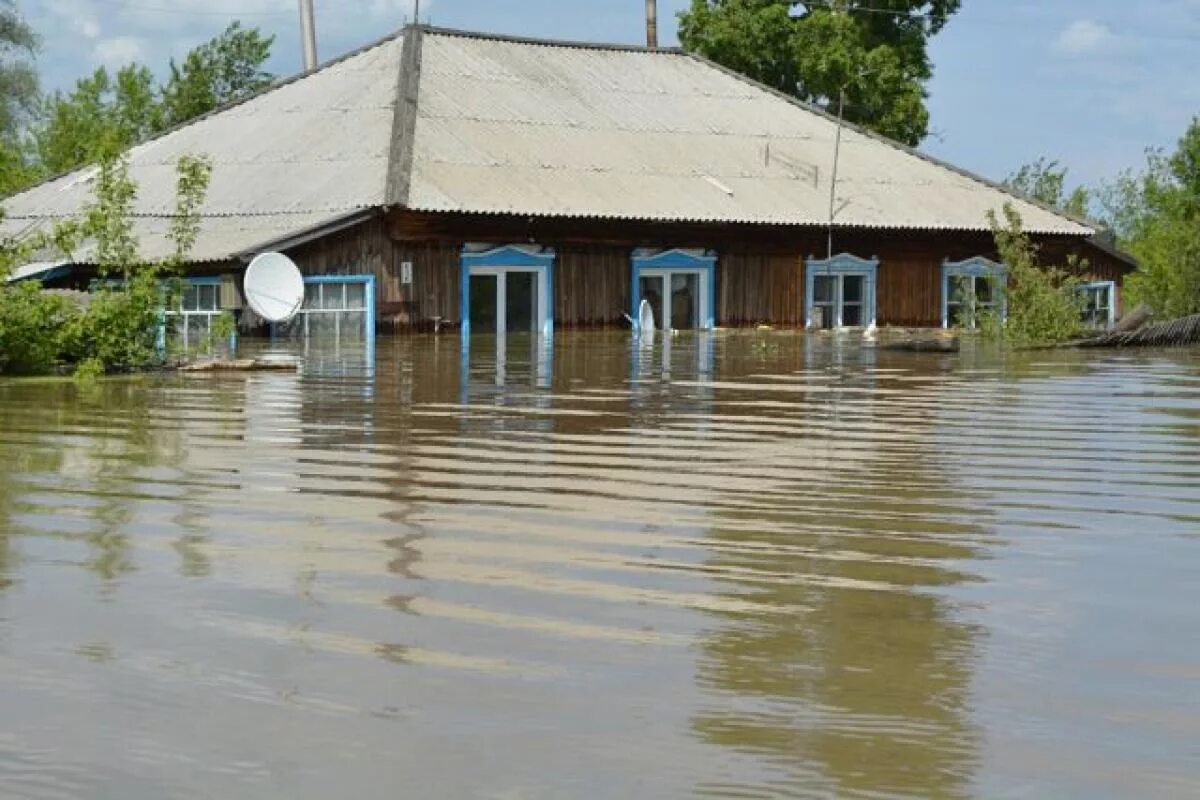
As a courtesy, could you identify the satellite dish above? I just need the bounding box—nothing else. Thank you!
[244,252,305,323]
[638,299,656,335]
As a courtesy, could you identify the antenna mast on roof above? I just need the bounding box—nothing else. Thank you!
[414,0,421,23]
[646,0,658,47]
[298,0,318,71]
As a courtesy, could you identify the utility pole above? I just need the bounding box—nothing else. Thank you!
[827,87,845,261]
[646,0,658,48]
[298,0,317,71]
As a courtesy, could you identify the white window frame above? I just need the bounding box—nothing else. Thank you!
[466,267,549,336]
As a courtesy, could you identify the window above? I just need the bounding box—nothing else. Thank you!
[805,254,878,329]
[631,250,716,332]
[166,278,225,351]
[942,258,1007,330]
[1078,281,1116,330]
[275,276,375,345]
[460,246,555,338]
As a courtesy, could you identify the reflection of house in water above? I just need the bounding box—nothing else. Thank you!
[684,361,987,797]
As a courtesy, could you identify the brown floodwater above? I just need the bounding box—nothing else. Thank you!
[1,331,1198,799]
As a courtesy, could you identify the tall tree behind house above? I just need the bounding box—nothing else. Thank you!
[677,0,961,146]
[17,22,275,193]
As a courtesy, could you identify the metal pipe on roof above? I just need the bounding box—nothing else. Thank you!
[298,0,318,71]
[646,0,658,48]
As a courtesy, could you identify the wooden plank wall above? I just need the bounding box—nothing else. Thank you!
[393,241,460,330]
[555,246,631,327]
[380,211,1135,330]
[718,251,806,327]
[877,261,942,327]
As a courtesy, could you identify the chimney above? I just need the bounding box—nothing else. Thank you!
[646,0,658,48]
[298,0,318,71]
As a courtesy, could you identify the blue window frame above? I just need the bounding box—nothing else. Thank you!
[164,276,228,352]
[1077,280,1116,330]
[631,249,716,332]
[460,245,555,339]
[272,274,376,351]
[941,257,1007,330]
[805,254,878,329]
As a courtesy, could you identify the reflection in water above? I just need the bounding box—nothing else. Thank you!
[689,350,984,796]
[0,334,1198,799]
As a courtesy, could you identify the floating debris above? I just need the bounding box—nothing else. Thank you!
[179,358,299,373]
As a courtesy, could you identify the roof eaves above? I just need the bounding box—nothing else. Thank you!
[682,50,1098,236]
[232,207,382,260]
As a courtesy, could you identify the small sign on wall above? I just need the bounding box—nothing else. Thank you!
[400,261,413,286]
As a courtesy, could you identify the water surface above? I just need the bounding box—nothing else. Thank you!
[1,332,1198,798]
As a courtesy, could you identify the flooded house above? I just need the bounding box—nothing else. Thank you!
[2,25,1134,343]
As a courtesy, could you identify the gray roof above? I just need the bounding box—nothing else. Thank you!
[3,26,1095,272]
[2,31,404,265]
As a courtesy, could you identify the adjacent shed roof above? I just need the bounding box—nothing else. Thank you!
[3,25,1096,272]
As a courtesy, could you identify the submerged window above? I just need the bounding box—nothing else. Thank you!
[631,249,716,332]
[460,246,555,338]
[1078,281,1116,330]
[805,254,878,329]
[942,258,1007,330]
[166,278,224,351]
[274,276,375,345]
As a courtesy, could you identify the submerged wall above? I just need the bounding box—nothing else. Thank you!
[226,210,1132,333]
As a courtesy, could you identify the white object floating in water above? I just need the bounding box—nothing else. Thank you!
[244,252,305,323]
[638,299,656,334]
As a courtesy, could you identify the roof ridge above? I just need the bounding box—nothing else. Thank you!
[419,24,683,54]
[682,50,1098,237]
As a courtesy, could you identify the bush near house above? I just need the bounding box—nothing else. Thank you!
[983,204,1086,347]
[0,154,211,376]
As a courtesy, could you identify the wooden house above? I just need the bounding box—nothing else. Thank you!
[3,26,1134,341]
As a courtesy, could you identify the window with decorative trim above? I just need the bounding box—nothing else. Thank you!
[460,245,555,338]
[805,254,878,329]
[941,258,1007,330]
[631,249,716,332]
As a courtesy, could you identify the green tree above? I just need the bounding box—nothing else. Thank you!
[0,153,212,375]
[1004,157,1089,218]
[159,22,275,129]
[25,22,273,185]
[983,204,1084,347]
[0,0,39,195]
[1097,118,1200,317]
[35,65,160,176]
[677,0,960,145]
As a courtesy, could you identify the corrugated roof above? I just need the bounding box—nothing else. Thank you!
[407,31,1092,235]
[2,24,1096,275]
[1,31,405,264]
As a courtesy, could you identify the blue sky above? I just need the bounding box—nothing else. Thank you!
[20,0,1200,191]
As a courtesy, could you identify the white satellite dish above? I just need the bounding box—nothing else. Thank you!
[244,252,305,323]
[638,299,656,335]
